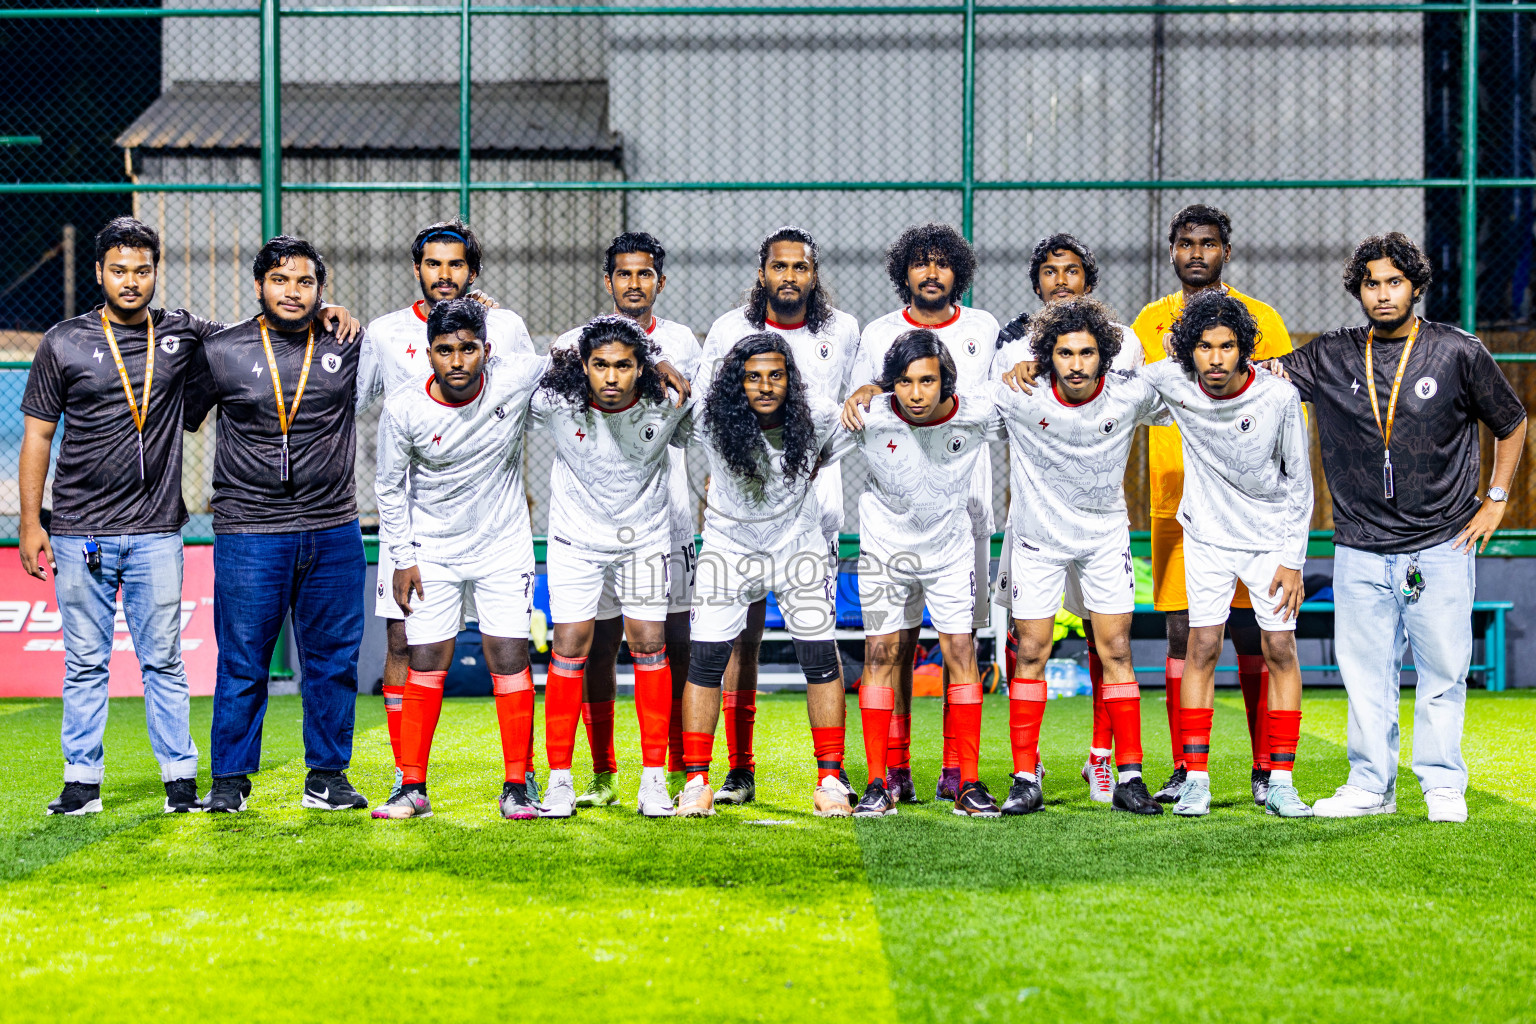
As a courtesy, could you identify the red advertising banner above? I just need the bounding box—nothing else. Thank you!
[0,544,218,698]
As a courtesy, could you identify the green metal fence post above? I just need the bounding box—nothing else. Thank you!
[459,0,472,220]
[260,0,282,239]
[960,0,977,245]
[1461,0,1479,331]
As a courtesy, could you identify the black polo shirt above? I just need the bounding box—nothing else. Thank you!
[20,306,222,536]
[184,317,363,534]
[1282,319,1526,554]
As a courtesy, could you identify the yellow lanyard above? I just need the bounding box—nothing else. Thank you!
[100,310,153,480]
[1363,316,1419,500]
[256,317,316,482]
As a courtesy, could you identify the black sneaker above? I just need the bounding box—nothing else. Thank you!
[885,767,920,804]
[714,768,756,806]
[853,779,897,817]
[206,776,251,813]
[1000,774,1044,815]
[1111,776,1164,815]
[952,780,1002,818]
[1154,766,1187,804]
[46,781,102,816]
[1251,767,1272,807]
[302,770,368,810]
[499,780,539,820]
[164,778,203,813]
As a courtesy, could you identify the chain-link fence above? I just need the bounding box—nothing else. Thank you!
[5,1,1536,541]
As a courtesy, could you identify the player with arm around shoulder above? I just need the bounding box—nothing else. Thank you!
[1140,292,1314,819]
[833,329,1007,817]
[371,298,551,821]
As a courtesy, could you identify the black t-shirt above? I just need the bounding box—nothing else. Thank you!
[20,306,222,536]
[1283,319,1526,554]
[184,317,362,534]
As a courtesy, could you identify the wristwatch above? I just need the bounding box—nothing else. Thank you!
[1488,486,1509,502]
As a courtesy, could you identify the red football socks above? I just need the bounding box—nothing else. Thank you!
[941,699,960,769]
[723,687,757,771]
[859,684,895,783]
[1237,654,1271,770]
[1267,708,1302,775]
[886,713,912,772]
[382,683,404,771]
[493,669,535,782]
[632,649,672,769]
[682,730,714,784]
[1008,678,1047,776]
[581,700,618,775]
[1004,626,1019,690]
[667,695,685,773]
[400,669,447,785]
[1165,658,1186,768]
[1088,642,1111,752]
[810,726,844,778]
[1102,677,1143,770]
[1181,706,1215,773]
[948,682,983,784]
[544,654,586,772]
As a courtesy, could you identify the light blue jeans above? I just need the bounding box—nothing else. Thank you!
[1333,539,1475,796]
[53,531,198,784]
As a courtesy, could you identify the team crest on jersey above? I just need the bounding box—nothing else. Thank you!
[1416,376,1438,399]
[816,341,831,361]
[965,339,978,356]
[947,434,966,453]
[1098,417,1118,435]
[160,336,180,354]
[377,581,385,597]
[322,352,341,373]
[494,405,506,419]
[1238,415,1255,433]
[641,423,658,442]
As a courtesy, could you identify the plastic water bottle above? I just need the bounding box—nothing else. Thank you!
[1045,658,1079,699]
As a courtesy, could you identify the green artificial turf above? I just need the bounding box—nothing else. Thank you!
[2,689,1533,1023]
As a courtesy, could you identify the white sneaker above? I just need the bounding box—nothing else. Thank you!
[1312,784,1396,818]
[539,769,577,818]
[636,767,676,818]
[1424,787,1468,823]
[1081,755,1115,803]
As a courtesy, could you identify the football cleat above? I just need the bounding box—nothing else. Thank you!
[1000,774,1043,815]
[935,767,962,802]
[853,779,897,818]
[371,787,432,819]
[539,771,577,818]
[713,768,756,806]
[675,777,716,817]
[885,767,919,804]
[636,768,676,818]
[46,781,103,816]
[1082,755,1115,803]
[1264,782,1314,818]
[665,770,687,800]
[525,771,541,805]
[1110,776,1163,815]
[1251,767,1272,807]
[952,780,1001,818]
[1171,774,1211,817]
[575,771,620,808]
[499,780,538,820]
[813,777,852,818]
[1154,766,1188,804]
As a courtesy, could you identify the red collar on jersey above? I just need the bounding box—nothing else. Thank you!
[426,375,484,408]
[592,392,640,414]
[412,300,429,323]
[891,392,960,427]
[1198,367,1255,401]
[1052,376,1105,407]
[902,306,961,330]
[765,316,805,331]
[644,315,657,335]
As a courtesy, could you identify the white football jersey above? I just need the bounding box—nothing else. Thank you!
[692,394,842,557]
[854,305,1001,536]
[531,387,694,556]
[992,372,1171,561]
[374,352,550,573]
[695,306,861,405]
[829,391,1005,572]
[1142,361,1313,568]
[551,313,702,546]
[358,299,536,408]
[990,322,1144,380]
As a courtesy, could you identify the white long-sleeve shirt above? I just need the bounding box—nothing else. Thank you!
[373,353,549,573]
[1142,360,1313,568]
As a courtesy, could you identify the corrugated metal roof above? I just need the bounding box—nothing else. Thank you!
[117,80,620,159]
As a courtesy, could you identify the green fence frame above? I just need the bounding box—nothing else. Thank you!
[0,0,1528,330]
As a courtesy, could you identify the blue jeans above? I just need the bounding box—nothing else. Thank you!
[53,531,197,784]
[211,521,365,778]
[1334,539,1476,795]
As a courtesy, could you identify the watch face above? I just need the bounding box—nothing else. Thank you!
[1490,487,1509,502]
